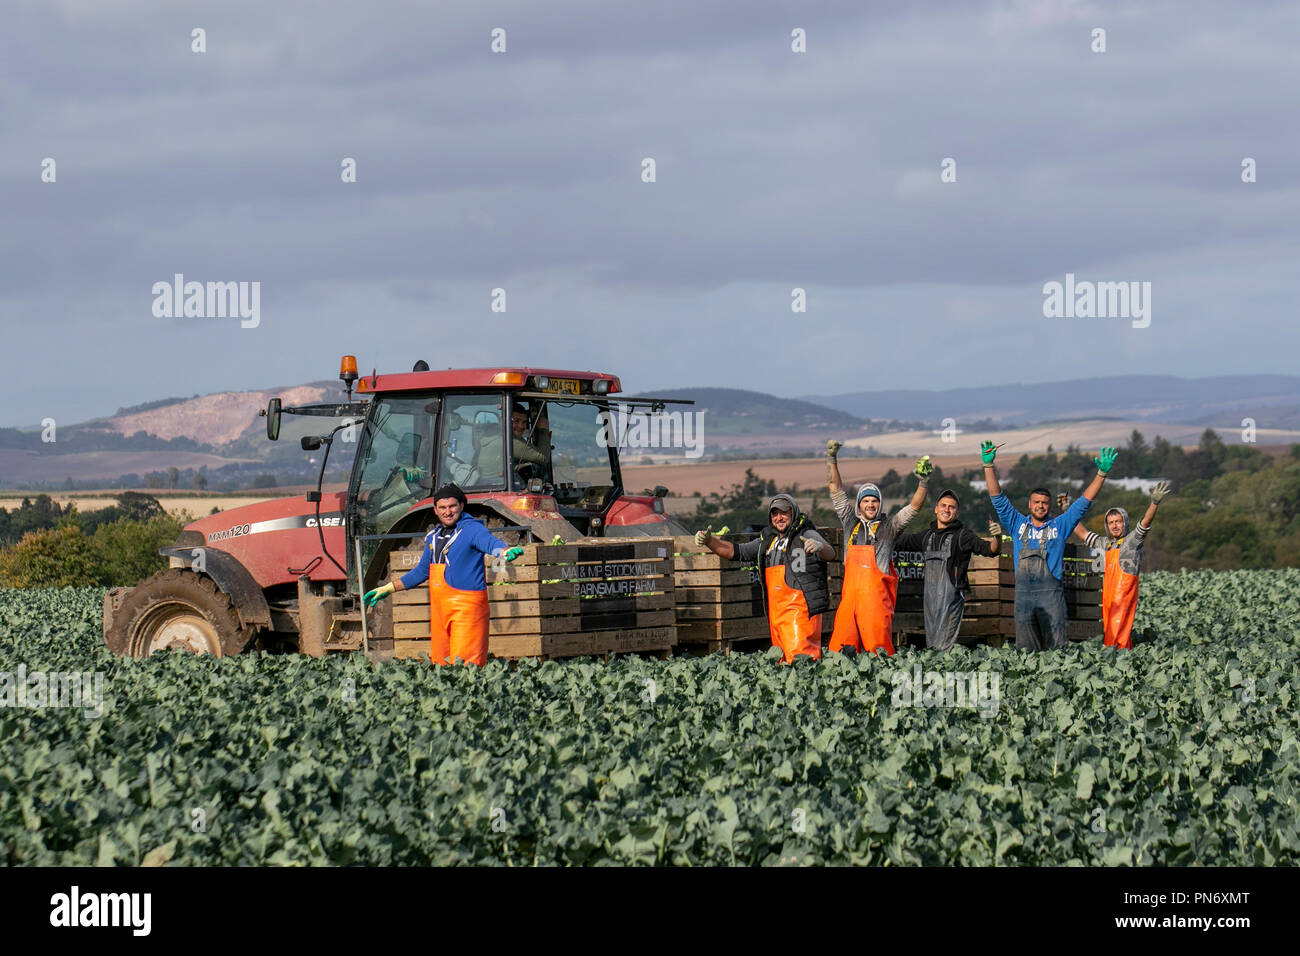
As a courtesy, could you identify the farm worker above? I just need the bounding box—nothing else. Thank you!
[894,489,1003,651]
[363,483,523,665]
[983,441,1116,651]
[695,494,835,663]
[1062,481,1172,649]
[825,440,930,655]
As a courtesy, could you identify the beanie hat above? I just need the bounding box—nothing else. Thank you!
[432,483,467,507]
[856,483,882,505]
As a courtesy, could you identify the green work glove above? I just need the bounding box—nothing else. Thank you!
[913,455,932,480]
[980,440,997,465]
[1150,480,1173,505]
[1094,447,1119,474]
[363,582,395,608]
[504,547,524,562]
[827,439,843,459]
[401,466,427,482]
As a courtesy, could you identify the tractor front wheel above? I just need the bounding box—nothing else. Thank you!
[104,569,256,658]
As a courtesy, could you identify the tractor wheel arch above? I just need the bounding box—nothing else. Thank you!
[158,545,272,630]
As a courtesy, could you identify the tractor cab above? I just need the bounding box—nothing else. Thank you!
[266,360,693,593]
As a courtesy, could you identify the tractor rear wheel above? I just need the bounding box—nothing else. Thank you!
[105,569,256,658]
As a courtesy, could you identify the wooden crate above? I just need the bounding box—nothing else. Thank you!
[672,528,843,652]
[390,537,676,660]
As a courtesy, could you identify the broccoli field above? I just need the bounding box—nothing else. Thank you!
[1,570,1297,866]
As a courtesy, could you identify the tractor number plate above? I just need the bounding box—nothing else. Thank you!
[544,378,581,394]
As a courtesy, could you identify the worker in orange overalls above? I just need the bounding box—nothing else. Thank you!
[826,441,932,655]
[695,495,835,663]
[363,483,522,664]
[1064,481,1172,648]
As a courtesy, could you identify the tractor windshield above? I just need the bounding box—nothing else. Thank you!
[351,396,437,540]
[438,394,508,491]
[516,399,618,515]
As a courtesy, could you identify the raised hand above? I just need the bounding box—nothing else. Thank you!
[1095,447,1119,474]
[1150,480,1173,505]
[980,440,997,465]
[827,439,843,459]
[914,455,933,479]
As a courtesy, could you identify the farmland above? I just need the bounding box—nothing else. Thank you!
[1,571,1297,866]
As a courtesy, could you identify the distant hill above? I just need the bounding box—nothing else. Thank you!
[802,375,1300,429]
[5,375,1298,490]
[638,388,871,434]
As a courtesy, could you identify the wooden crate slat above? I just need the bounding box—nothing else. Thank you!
[676,599,766,621]
[488,557,671,585]
[675,584,762,604]
[489,576,673,599]
[676,568,760,587]
[393,639,431,660]
[677,618,770,642]
[490,625,676,660]
[529,540,673,564]
[489,608,676,637]
[968,570,1015,586]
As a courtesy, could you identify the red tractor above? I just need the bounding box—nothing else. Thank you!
[104,360,692,658]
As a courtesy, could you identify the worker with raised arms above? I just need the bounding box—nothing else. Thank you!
[1060,481,1173,649]
[363,483,523,665]
[982,441,1116,650]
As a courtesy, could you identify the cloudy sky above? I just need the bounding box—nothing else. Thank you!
[3,0,1297,427]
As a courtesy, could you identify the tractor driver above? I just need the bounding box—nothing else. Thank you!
[511,402,551,486]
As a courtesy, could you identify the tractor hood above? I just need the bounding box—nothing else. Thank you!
[181,492,350,589]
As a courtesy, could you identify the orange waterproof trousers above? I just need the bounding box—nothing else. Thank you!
[763,565,822,663]
[428,563,490,665]
[829,542,896,656]
[1101,548,1139,649]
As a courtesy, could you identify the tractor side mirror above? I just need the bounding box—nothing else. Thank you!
[265,398,282,441]
[653,485,669,498]
[301,436,323,451]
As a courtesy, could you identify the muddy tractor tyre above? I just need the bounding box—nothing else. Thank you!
[105,568,257,658]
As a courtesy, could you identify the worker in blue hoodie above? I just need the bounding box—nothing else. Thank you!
[363,483,522,665]
[981,441,1116,650]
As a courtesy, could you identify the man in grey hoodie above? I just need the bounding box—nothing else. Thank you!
[696,494,835,662]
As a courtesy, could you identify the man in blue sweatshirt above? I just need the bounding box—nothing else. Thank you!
[981,441,1117,651]
[362,483,522,665]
